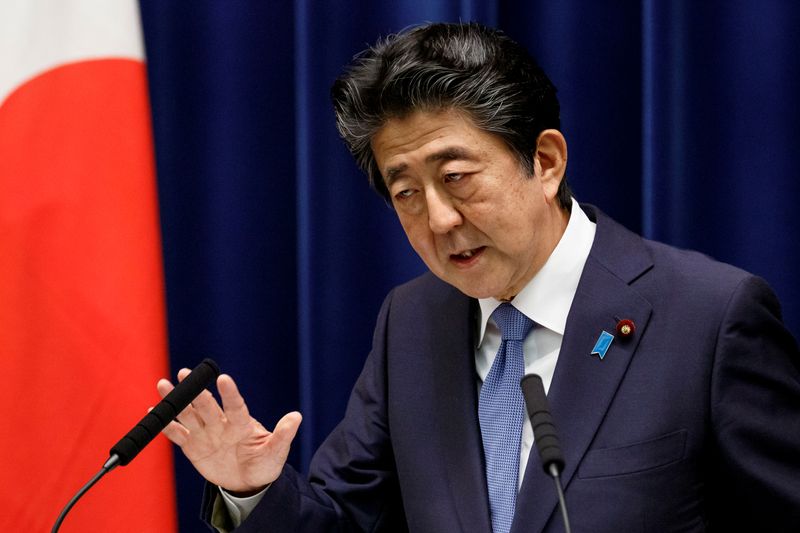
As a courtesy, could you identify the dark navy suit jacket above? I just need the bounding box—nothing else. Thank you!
[205,206,800,532]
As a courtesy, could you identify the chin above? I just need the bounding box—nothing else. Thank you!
[453,282,497,300]
[433,268,502,300]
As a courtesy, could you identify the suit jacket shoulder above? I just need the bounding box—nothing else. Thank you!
[524,205,800,532]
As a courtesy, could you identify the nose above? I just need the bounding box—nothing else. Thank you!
[425,187,462,234]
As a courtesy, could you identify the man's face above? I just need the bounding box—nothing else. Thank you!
[371,109,568,301]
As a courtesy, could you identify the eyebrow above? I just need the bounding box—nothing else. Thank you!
[384,146,478,185]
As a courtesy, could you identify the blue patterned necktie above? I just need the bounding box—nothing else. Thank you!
[479,303,534,533]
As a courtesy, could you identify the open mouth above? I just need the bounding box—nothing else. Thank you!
[450,246,486,265]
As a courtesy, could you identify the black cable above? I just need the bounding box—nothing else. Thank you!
[549,463,572,533]
[51,455,119,533]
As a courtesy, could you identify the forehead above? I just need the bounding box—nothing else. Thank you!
[371,109,506,177]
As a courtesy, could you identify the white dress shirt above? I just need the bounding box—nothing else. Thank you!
[475,201,596,489]
[222,201,597,524]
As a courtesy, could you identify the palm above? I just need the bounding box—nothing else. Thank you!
[183,416,287,492]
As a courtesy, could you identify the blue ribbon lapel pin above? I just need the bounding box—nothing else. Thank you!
[591,330,614,360]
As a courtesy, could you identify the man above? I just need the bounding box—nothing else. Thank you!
[158,23,800,532]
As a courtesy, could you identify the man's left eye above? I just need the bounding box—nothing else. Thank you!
[444,173,463,183]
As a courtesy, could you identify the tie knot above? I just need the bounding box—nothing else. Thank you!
[492,303,534,341]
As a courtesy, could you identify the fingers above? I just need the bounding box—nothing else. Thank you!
[158,370,298,445]
[191,388,225,428]
[156,378,174,399]
[160,368,214,432]
[146,400,192,447]
[160,419,190,447]
[217,374,252,427]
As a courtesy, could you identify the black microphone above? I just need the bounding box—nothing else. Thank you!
[109,357,220,467]
[52,358,221,533]
[520,374,571,533]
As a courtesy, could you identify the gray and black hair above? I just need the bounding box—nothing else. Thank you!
[331,22,572,209]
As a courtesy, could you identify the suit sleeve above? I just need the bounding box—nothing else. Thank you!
[709,275,800,530]
[206,289,408,533]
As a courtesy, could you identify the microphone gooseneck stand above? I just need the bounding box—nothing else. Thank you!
[51,455,119,533]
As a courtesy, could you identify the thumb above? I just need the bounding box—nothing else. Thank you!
[271,411,302,454]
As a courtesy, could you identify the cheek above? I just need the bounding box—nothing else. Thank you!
[398,215,433,253]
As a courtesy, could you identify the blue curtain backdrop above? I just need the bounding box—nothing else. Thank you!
[139,1,799,530]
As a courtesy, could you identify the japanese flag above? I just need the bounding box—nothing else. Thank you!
[0,1,176,531]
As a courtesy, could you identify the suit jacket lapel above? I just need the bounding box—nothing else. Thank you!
[430,291,493,532]
[513,206,654,532]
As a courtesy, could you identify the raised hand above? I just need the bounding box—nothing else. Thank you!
[157,370,302,495]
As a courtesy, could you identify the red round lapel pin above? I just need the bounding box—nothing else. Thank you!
[615,319,635,338]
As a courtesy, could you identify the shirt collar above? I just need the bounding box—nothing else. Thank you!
[476,200,596,345]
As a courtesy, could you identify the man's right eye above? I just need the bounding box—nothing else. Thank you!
[395,189,415,199]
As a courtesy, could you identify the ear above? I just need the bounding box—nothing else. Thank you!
[533,129,568,201]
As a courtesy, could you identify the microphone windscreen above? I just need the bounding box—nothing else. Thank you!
[520,374,565,473]
[110,358,220,465]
